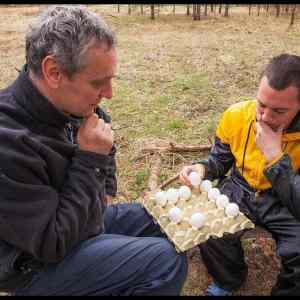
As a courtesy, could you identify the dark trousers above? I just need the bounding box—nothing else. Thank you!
[200,187,300,296]
[14,203,188,296]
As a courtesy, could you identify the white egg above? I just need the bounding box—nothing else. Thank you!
[207,188,221,202]
[168,207,183,223]
[189,212,206,229]
[215,194,230,209]
[178,185,192,200]
[166,188,179,204]
[200,179,212,192]
[155,191,167,206]
[188,171,202,187]
[225,203,240,217]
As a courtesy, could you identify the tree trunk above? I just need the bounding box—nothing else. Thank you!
[276,4,280,17]
[204,4,207,16]
[285,5,289,14]
[193,4,201,21]
[257,4,261,16]
[140,5,143,15]
[117,4,120,13]
[290,5,297,26]
[224,4,229,17]
[219,4,222,14]
[150,4,155,20]
[173,4,175,14]
[187,4,190,16]
[128,5,131,15]
[249,4,251,16]
[210,4,214,13]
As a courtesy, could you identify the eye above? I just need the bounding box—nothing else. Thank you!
[258,101,266,109]
[91,80,105,89]
[273,109,287,114]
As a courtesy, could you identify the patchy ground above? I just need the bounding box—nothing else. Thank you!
[0,4,297,295]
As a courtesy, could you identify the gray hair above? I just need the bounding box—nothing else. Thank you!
[25,5,116,78]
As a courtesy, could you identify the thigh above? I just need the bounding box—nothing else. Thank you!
[104,203,163,237]
[259,198,300,258]
[14,233,184,296]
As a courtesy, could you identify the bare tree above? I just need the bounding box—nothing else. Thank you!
[265,4,269,15]
[276,4,280,17]
[290,4,297,26]
[186,4,190,16]
[224,4,229,17]
[151,4,155,20]
[285,5,289,14]
[193,4,201,21]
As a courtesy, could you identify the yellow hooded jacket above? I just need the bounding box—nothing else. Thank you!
[216,100,300,191]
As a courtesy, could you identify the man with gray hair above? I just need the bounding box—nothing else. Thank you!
[0,5,187,295]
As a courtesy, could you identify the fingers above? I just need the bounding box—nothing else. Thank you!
[179,165,198,188]
[81,113,99,130]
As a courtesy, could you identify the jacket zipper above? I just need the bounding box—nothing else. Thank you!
[66,123,74,144]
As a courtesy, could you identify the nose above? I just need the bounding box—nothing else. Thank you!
[260,108,273,123]
[99,81,113,100]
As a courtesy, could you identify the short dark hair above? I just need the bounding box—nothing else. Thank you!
[261,53,300,100]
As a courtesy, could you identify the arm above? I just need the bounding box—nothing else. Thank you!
[196,136,235,181]
[0,135,109,263]
[264,154,300,220]
[96,107,117,199]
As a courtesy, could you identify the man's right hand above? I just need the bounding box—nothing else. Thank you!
[77,113,114,155]
[179,164,205,187]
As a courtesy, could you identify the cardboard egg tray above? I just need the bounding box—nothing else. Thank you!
[142,188,255,253]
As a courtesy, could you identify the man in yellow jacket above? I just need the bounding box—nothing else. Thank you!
[180,53,300,296]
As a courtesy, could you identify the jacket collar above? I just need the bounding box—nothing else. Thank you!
[12,65,77,128]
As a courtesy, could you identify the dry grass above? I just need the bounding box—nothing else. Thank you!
[0,4,297,295]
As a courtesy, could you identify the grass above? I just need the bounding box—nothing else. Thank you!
[0,4,296,295]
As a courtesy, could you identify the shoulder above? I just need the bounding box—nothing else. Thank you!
[221,100,256,124]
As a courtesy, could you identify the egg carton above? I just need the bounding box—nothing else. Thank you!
[142,185,255,253]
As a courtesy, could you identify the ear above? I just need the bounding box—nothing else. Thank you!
[41,55,63,89]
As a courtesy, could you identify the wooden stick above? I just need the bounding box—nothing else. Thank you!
[147,154,162,191]
[159,173,179,189]
[142,143,211,154]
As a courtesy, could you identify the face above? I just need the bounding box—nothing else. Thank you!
[256,76,300,131]
[54,44,118,117]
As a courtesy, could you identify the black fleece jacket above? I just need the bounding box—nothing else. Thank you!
[0,65,117,266]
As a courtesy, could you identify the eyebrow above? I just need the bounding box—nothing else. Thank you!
[91,75,117,83]
[257,99,289,111]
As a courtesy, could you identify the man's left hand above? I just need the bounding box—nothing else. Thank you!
[255,120,283,162]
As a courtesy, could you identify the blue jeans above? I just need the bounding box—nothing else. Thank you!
[14,203,188,295]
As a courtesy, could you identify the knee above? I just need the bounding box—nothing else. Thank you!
[149,238,187,270]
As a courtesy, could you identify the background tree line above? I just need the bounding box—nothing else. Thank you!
[115,4,298,26]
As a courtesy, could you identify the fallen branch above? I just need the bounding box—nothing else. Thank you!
[147,154,162,191]
[159,173,179,190]
[142,142,211,154]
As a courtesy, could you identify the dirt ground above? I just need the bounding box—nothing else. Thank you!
[0,4,297,295]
